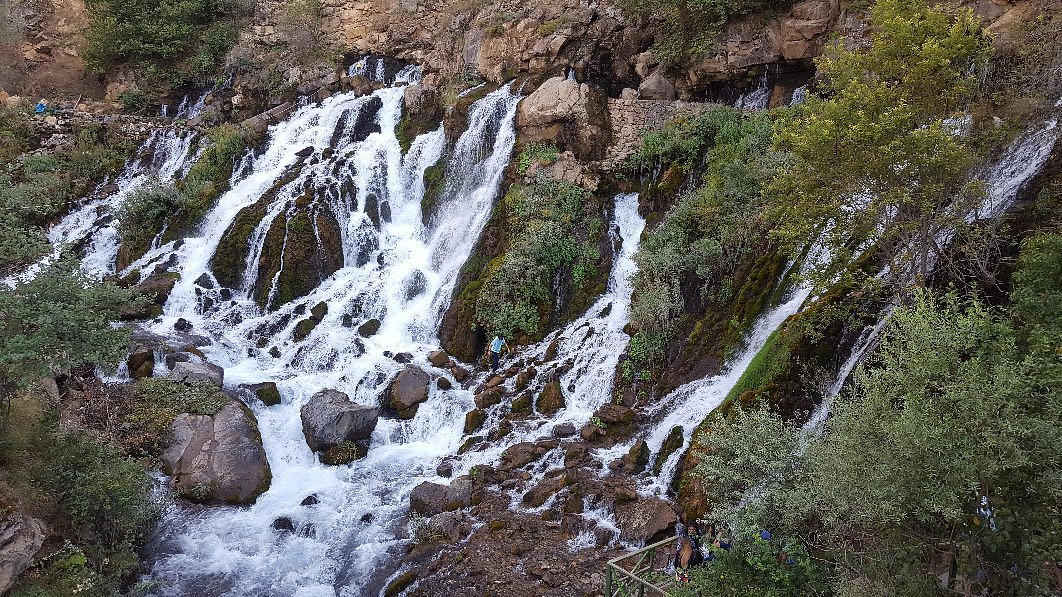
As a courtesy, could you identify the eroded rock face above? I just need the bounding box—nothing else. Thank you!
[300,389,379,453]
[516,76,610,160]
[0,511,45,595]
[161,398,272,504]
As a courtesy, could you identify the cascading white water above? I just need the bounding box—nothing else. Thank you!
[443,193,647,474]
[636,284,812,495]
[134,81,523,595]
[734,75,770,111]
[3,129,197,287]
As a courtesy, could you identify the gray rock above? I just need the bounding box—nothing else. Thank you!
[427,350,450,368]
[358,318,381,337]
[171,360,224,386]
[300,389,379,453]
[388,367,430,413]
[552,422,577,437]
[409,479,473,516]
[127,345,154,379]
[0,511,45,595]
[162,398,272,504]
[615,497,676,544]
[638,69,677,100]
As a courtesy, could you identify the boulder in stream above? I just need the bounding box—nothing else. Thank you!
[162,397,272,504]
[388,367,430,417]
[300,389,379,454]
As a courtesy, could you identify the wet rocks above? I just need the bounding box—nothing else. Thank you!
[357,318,381,337]
[300,494,320,506]
[119,273,177,320]
[300,389,378,454]
[171,361,224,386]
[127,346,154,379]
[593,403,634,425]
[240,382,282,407]
[0,509,45,595]
[653,426,685,475]
[162,398,272,504]
[551,422,577,438]
[451,365,470,383]
[535,379,565,414]
[436,460,454,478]
[509,392,532,415]
[463,409,486,434]
[409,478,473,516]
[522,470,570,508]
[436,377,452,390]
[427,350,451,368]
[621,440,650,474]
[473,386,503,409]
[174,317,194,332]
[388,367,430,418]
[271,516,296,534]
[499,441,553,470]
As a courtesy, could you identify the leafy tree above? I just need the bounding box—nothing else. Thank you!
[691,289,1062,594]
[0,259,143,424]
[770,0,990,288]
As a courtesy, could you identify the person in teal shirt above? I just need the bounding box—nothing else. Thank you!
[488,334,510,372]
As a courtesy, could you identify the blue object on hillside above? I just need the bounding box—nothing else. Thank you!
[34,101,47,114]
[759,529,772,541]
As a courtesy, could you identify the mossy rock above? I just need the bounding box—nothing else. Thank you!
[419,161,447,225]
[253,201,344,310]
[464,409,486,435]
[535,380,565,414]
[509,392,533,416]
[358,318,381,337]
[384,570,417,597]
[293,317,317,341]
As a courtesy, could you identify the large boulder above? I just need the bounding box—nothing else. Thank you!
[638,69,676,100]
[127,345,154,379]
[161,398,272,504]
[388,367,430,416]
[171,361,224,387]
[300,389,379,453]
[516,76,610,160]
[615,497,676,544]
[409,478,473,516]
[0,511,45,594]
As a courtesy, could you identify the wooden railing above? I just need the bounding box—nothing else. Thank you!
[604,536,678,597]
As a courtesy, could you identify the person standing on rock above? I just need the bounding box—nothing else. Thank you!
[488,334,510,372]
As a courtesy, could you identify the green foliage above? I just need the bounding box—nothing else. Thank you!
[0,120,134,275]
[628,107,779,371]
[674,535,830,597]
[118,89,150,115]
[515,142,559,174]
[0,259,143,396]
[120,378,227,457]
[83,0,250,87]
[473,178,603,339]
[34,430,159,582]
[617,0,790,64]
[115,179,186,251]
[770,0,990,287]
[178,124,249,222]
[691,282,1062,594]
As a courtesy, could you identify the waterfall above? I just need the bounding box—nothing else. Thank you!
[734,75,770,111]
[637,284,813,495]
[2,129,197,287]
[137,81,522,595]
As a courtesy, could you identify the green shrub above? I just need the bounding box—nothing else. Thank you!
[115,179,186,251]
[34,431,158,580]
[473,178,604,339]
[84,0,250,87]
[177,124,249,223]
[627,107,779,371]
[515,142,559,175]
[118,89,150,115]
